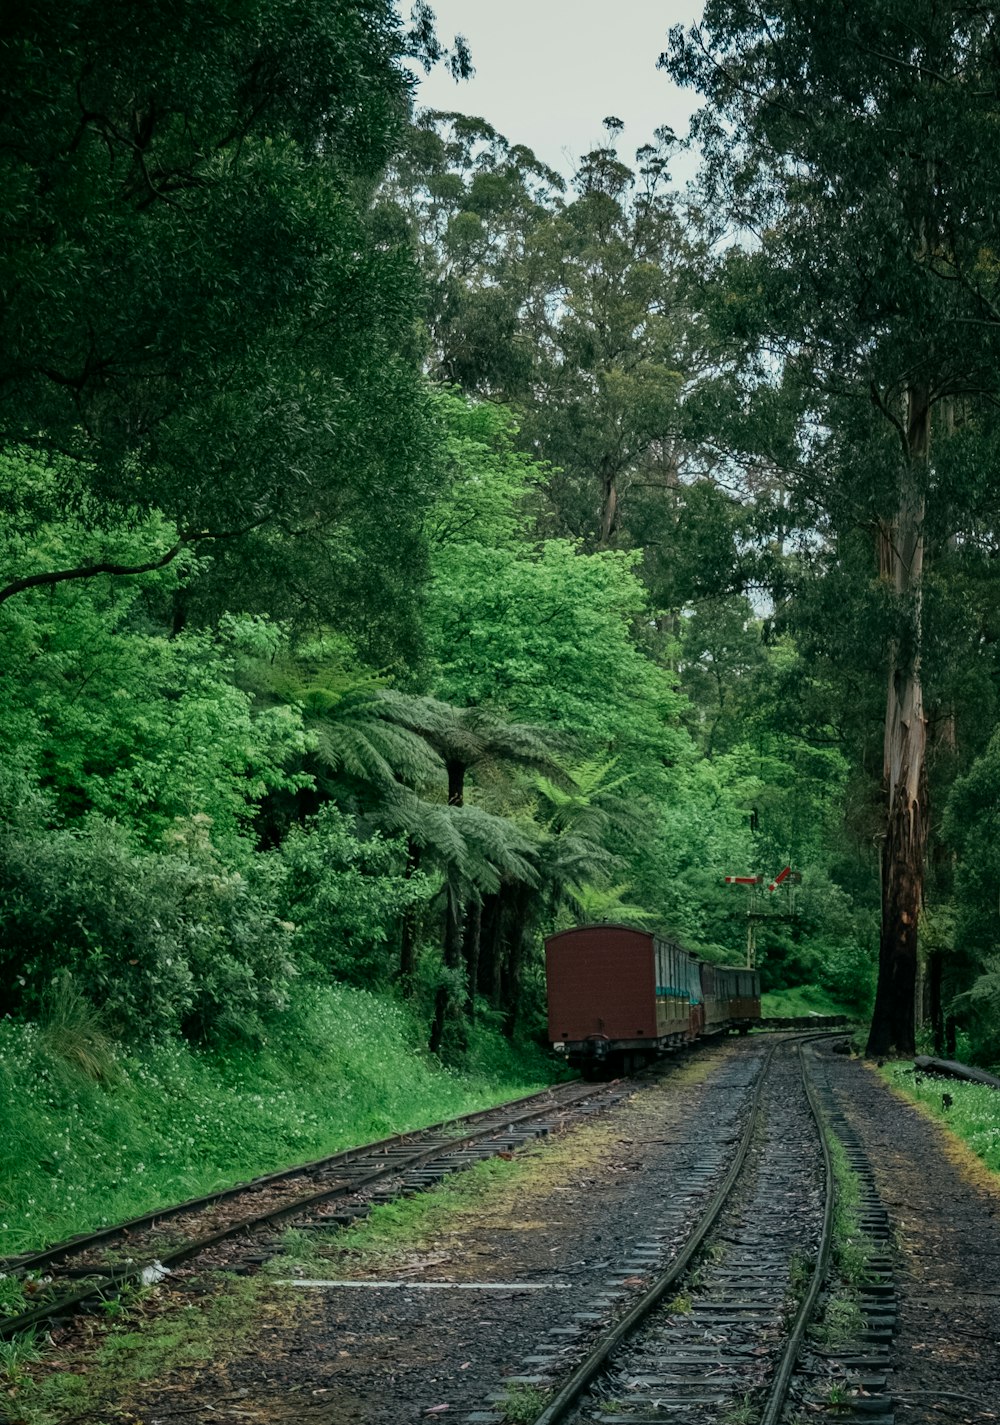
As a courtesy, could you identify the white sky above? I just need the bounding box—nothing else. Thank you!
[409,2,705,183]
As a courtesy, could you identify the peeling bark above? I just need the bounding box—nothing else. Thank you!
[867,388,930,1057]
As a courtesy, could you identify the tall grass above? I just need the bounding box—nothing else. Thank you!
[761,983,854,1018]
[0,984,555,1257]
[36,972,118,1086]
[881,1063,1000,1175]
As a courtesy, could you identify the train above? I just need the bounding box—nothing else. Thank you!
[545,924,761,1078]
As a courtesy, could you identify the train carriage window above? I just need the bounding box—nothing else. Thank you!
[656,937,670,995]
[686,950,702,1003]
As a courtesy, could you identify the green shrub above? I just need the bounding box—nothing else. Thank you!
[277,805,434,986]
[0,817,294,1041]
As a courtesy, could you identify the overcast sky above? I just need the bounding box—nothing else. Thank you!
[410,2,705,182]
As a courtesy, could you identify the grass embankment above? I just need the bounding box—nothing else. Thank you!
[0,985,557,1259]
[879,1061,1000,1179]
[761,983,855,1019]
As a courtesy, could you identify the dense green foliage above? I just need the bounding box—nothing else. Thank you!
[6,0,1000,1225]
[663,1,1000,1057]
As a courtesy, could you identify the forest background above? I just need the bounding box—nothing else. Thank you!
[3,0,1000,1250]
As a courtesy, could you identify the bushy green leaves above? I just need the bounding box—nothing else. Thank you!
[0,0,434,634]
[278,807,433,986]
[0,816,295,1039]
[0,478,310,857]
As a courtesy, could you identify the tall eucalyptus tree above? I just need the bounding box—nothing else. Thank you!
[666,1,1000,1053]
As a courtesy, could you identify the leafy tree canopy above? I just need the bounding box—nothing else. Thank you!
[0,0,444,605]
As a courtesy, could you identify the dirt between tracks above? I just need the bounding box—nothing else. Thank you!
[16,1037,755,1425]
[816,1044,1000,1423]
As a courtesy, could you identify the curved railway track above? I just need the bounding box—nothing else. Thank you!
[468,1034,892,1425]
[4,1019,882,1425]
[0,1076,630,1342]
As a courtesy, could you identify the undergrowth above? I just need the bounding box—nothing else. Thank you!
[500,1382,551,1423]
[880,1062,1000,1176]
[0,984,556,1257]
[761,984,853,1019]
[5,1273,278,1425]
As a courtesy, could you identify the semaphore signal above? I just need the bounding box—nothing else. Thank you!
[724,866,796,892]
[723,867,801,968]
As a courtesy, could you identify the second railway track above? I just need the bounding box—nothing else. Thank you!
[0,1076,629,1342]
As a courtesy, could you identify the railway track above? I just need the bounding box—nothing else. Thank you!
[0,1077,630,1343]
[464,1034,892,1425]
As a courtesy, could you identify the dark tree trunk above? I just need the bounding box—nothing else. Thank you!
[429,984,448,1056]
[490,895,507,1008]
[478,893,502,1001]
[398,840,421,994]
[599,456,619,548]
[502,928,525,1040]
[170,592,188,639]
[929,950,943,1057]
[867,389,929,1059]
[446,759,466,807]
[429,760,469,1053]
[429,882,466,1056]
[499,888,531,1039]
[463,899,482,1019]
[868,777,924,1057]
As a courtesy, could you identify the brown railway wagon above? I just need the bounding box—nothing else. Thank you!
[701,962,760,1032]
[545,923,761,1076]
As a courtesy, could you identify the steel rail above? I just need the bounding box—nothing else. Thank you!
[2,1025,849,1346]
[527,1031,843,1425]
[1,1080,594,1279]
[758,1035,837,1425]
[2,1018,848,1281]
[529,1036,782,1425]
